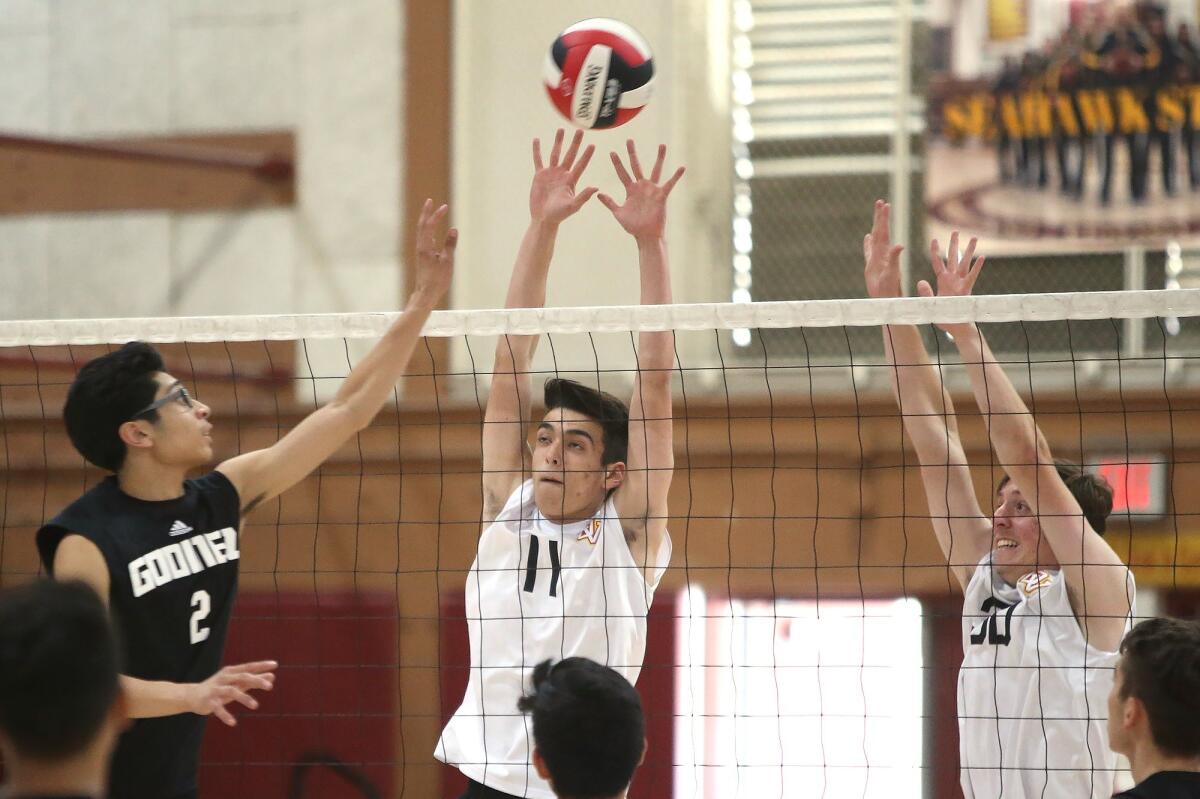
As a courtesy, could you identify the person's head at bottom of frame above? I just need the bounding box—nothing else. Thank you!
[1107,616,1200,786]
[0,579,126,799]
[518,657,647,799]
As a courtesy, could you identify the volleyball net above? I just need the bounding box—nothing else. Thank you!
[2,289,1198,798]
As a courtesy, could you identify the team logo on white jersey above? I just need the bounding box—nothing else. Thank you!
[1017,570,1054,596]
[168,520,193,537]
[578,518,603,545]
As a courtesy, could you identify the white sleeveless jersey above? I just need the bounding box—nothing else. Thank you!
[435,480,672,799]
[958,556,1135,799]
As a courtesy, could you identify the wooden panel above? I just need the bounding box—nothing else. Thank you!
[0,132,294,214]
[401,0,452,394]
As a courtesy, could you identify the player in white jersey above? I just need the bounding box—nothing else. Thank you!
[436,129,682,799]
[863,201,1136,798]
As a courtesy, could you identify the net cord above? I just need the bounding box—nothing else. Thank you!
[2,289,1197,346]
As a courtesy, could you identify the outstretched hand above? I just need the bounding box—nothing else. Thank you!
[922,232,985,334]
[921,231,985,299]
[599,140,685,242]
[530,128,598,224]
[411,199,457,306]
[863,199,905,299]
[187,660,277,727]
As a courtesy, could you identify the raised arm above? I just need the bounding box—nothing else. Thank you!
[934,248,1131,650]
[606,142,684,574]
[217,200,455,512]
[482,129,598,520]
[865,203,991,590]
[53,535,276,726]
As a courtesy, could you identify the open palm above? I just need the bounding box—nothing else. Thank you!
[600,141,684,242]
[529,128,597,224]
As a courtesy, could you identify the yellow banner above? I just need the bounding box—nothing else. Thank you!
[1107,531,1200,587]
[942,86,1200,142]
[988,0,1028,42]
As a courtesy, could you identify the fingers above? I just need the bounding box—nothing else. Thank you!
[562,129,583,170]
[663,165,685,194]
[416,202,449,252]
[212,701,238,727]
[863,233,873,261]
[887,244,904,269]
[627,139,646,180]
[229,672,274,692]
[443,227,460,255]
[874,200,891,244]
[227,660,279,675]
[549,128,565,167]
[229,687,259,711]
[597,193,620,214]
[916,280,934,297]
[961,236,979,272]
[419,203,449,251]
[948,231,960,271]
[610,151,633,187]
[650,143,666,183]
[572,187,599,211]
[532,138,544,171]
[966,254,986,290]
[570,144,595,184]
[930,238,947,274]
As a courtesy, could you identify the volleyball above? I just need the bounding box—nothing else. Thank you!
[543,18,655,130]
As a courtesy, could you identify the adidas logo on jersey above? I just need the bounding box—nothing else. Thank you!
[168,520,193,537]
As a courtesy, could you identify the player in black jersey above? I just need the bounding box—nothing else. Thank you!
[0,580,123,799]
[1109,617,1200,798]
[37,201,457,799]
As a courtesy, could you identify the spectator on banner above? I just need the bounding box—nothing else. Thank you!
[517,658,646,799]
[0,580,125,799]
[1109,617,1200,798]
[1047,28,1088,198]
[1144,10,1180,196]
[1018,51,1051,189]
[1092,8,1160,203]
[994,56,1024,183]
[1176,23,1200,189]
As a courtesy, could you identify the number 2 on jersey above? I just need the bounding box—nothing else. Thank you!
[190,589,211,644]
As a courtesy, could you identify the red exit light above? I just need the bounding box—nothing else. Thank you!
[1093,456,1167,518]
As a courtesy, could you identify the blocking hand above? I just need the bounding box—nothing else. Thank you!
[599,140,685,243]
[530,128,598,224]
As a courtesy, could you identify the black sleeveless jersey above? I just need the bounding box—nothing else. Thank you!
[37,471,241,799]
[1115,771,1200,798]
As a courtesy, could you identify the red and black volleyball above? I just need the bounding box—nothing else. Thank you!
[544,18,655,130]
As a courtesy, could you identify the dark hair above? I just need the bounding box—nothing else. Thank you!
[0,579,121,759]
[1118,617,1200,758]
[517,658,645,798]
[543,379,629,467]
[997,459,1114,533]
[63,342,164,472]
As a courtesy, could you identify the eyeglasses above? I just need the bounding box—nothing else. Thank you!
[131,386,194,420]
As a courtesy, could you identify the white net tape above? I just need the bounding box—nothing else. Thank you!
[2,289,1198,345]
